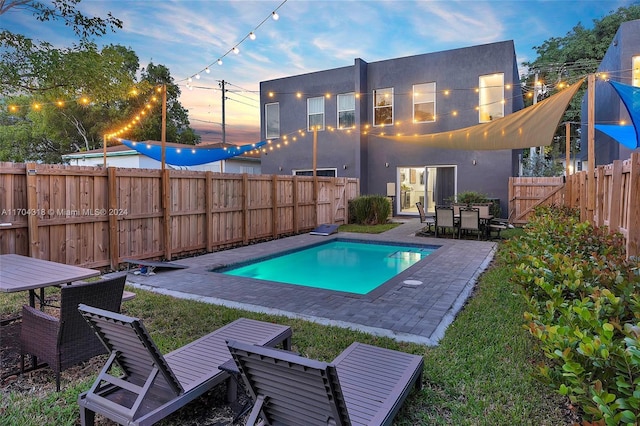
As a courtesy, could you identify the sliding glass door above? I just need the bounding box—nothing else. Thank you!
[397,166,456,215]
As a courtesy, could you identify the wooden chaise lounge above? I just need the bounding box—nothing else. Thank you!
[77,304,292,426]
[227,339,424,425]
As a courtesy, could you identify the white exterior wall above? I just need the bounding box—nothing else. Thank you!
[64,152,261,173]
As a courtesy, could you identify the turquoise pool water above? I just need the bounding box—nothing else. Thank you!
[220,239,436,295]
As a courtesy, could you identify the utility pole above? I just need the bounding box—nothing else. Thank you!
[530,72,540,159]
[219,80,226,145]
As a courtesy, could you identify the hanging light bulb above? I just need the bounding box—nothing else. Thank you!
[232,47,240,54]
[205,67,210,74]
[249,32,256,40]
[188,77,193,83]
[217,58,223,65]
[272,11,279,20]
[195,74,200,79]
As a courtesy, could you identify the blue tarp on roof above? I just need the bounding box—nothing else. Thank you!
[121,139,265,166]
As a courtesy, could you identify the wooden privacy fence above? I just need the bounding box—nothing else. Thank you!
[0,162,359,270]
[509,152,640,257]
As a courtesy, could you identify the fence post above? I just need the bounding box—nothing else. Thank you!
[162,168,172,260]
[242,173,249,245]
[205,171,213,253]
[609,160,623,231]
[627,153,640,258]
[108,167,119,270]
[272,175,278,239]
[25,163,40,258]
[292,175,299,234]
[595,166,605,227]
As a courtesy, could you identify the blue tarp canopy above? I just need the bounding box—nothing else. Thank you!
[595,80,640,149]
[120,139,265,166]
[594,124,638,150]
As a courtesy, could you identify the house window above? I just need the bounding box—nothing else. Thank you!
[633,56,640,87]
[337,93,355,129]
[373,88,393,126]
[307,97,325,131]
[479,73,504,123]
[265,103,279,139]
[413,82,436,122]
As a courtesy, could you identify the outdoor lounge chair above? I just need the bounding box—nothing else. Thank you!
[76,304,292,426]
[20,274,127,391]
[226,339,424,426]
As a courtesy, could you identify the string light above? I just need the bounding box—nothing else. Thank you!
[252,79,587,159]
[181,0,288,83]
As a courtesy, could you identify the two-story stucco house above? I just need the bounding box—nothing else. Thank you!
[258,40,524,217]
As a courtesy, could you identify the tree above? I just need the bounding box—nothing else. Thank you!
[519,4,640,173]
[0,43,146,162]
[0,0,200,162]
[0,0,122,38]
[127,63,200,145]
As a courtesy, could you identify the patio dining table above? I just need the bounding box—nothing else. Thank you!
[0,254,100,310]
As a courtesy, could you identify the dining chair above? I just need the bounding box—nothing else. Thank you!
[472,203,491,218]
[459,207,482,239]
[435,206,457,238]
[20,275,126,391]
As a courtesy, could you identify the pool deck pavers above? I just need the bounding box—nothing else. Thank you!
[120,218,497,346]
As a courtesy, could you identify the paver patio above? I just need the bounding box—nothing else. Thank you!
[119,218,496,345]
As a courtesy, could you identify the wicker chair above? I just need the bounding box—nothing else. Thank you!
[20,275,126,391]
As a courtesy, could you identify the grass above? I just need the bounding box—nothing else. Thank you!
[1,228,572,425]
[338,222,401,233]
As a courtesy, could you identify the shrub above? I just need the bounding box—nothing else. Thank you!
[502,205,640,425]
[454,190,490,205]
[451,191,501,217]
[348,195,391,225]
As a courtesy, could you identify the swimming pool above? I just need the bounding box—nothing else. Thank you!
[216,239,437,295]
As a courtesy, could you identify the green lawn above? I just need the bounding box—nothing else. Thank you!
[1,228,571,425]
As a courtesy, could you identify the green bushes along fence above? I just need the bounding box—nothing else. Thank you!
[348,195,391,225]
[503,205,640,425]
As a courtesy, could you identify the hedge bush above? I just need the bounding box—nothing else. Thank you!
[502,205,640,425]
[348,195,391,225]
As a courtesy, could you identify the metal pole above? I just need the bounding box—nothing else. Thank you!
[565,122,570,177]
[529,72,539,159]
[220,80,226,145]
[587,74,596,212]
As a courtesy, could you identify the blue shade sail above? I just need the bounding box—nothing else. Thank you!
[602,80,640,149]
[120,139,266,166]
[595,124,638,150]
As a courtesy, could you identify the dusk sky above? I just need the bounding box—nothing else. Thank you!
[3,0,637,144]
